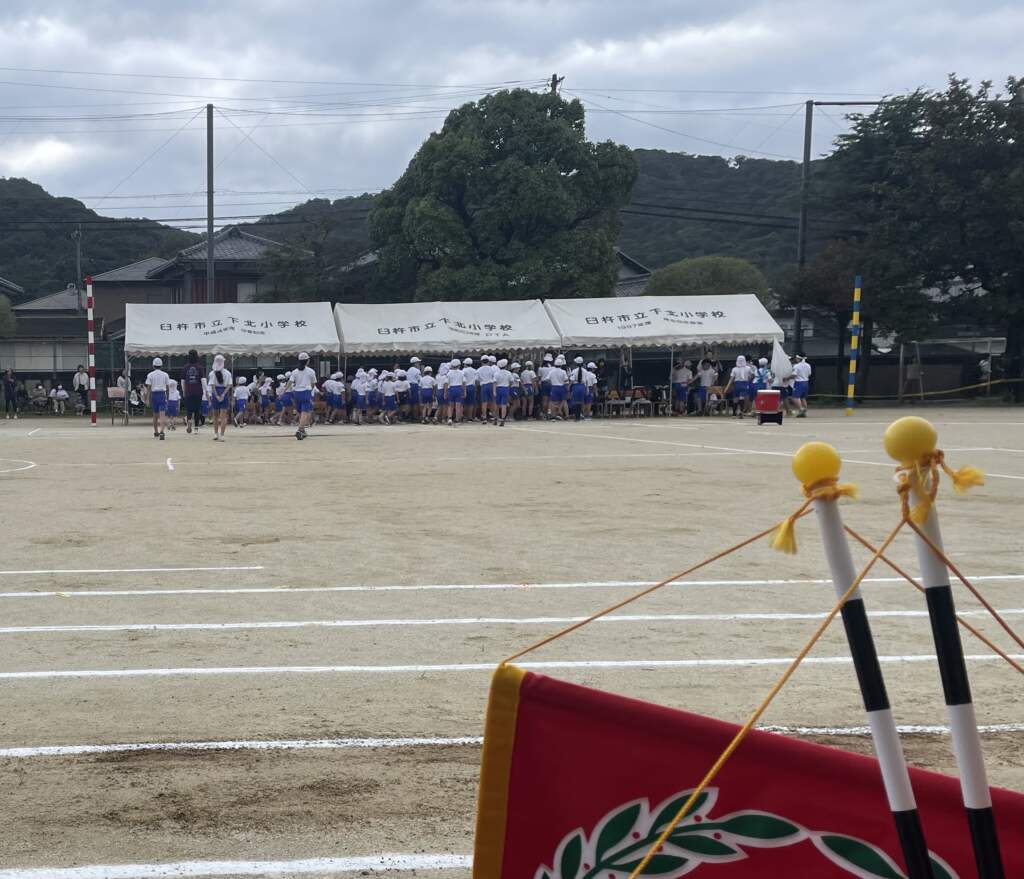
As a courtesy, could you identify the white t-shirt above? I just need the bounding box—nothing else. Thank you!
[477,363,495,384]
[495,368,512,388]
[569,366,587,384]
[290,365,317,392]
[698,367,716,388]
[730,365,748,383]
[548,366,568,386]
[538,365,552,382]
[234,385,251,401]
[511,372,521,388]
[673,367,693,385]
[793,361,812,382]
[208,368,233,389]
[395,379,410,393]
[437,372,449,390]
[146,369,170,392]
[584,370,598,389]
[407,365,421,385]
[447,367,464,387]
[420,374,436,391]
[462,366,477,386]
[260,378,272,395]
[56,388,69,400]
[167,380,181,402]
[381,379,396,398]
[521,369,537,387]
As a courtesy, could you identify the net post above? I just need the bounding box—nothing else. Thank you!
[86,276,97,426]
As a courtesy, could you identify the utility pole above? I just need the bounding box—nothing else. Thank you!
[72,224,83,310]
[206,103,215,303]
[549,73,564,95]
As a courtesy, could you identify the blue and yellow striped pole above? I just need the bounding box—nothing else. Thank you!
[845,275,862,416]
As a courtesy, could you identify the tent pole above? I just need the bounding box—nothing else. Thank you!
[667,346,673,417]
[123,351,130,426]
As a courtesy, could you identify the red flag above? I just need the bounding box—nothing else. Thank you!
[474,666,1024,879]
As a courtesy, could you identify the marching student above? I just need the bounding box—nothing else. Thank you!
[509,362,522,419]
[321,373,338,423]
[520,360,537,420]
[380,371,398,424]
[547,355,569,420]
[395,369,411,421]
[419,365,436,423]
[166,378,181,430]
[207,354,233,442]
[461,357,478,422]
[407,357,422,421]
[477,354,496,423]
[494,358,512,426]
[724,355,751,417]
[584,361,598,419]
[289,352,317,440]
[435,362,450,424]
[145,356,171,440]
[272,374,287,425]
[259,376,273,422]
[351,369,367,425]
[569,356,587,422]
[233,377,251,428]
[446,358,465,426]
[792,354,812,417]
[366,368,380,423]
[539,353,554,413]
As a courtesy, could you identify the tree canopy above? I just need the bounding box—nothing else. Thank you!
[369,88,637,301]
[645,255,771,302]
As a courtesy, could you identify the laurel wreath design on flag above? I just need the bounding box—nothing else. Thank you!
[534,788,959,879]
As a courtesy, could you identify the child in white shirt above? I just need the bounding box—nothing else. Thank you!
[166,378,181,430]
[233,377,251,427]
[380,373,398,425]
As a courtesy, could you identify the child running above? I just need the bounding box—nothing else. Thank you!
[207,354,233,442]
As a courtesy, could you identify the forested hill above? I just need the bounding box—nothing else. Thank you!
[0,178,198,303]
[2,150,829,300]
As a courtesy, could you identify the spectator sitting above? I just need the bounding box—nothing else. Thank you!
[51,384,69,415]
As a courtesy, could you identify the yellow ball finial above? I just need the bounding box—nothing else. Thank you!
[883,416,937,465]
[792,441,842,486]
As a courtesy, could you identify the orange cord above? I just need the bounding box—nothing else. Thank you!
[843,524,1024,677]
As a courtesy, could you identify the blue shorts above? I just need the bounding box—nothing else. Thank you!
[274,399,283,412]
[420,388,434,403]
[234,399,247,414]
[733,381,750,398]
[261,395,271,409]
[211,388,230,411]
[166,399,179,417]
[496,386,510,406]
[368,391,378,407]
[384,396,397,411]
[448,385,465,403]
[409,385,420,405]
[550,385,567,403]
[356,393,366,411]
[571,384,586,405]
[281,392,294,408]
[794,381,810,399]
[465,385,477,405]
[201,400,210,416]
[673,383,688,400]
[751,383,765,397]
[294,389,313,413]
[150,390,167,413]
[523,385,534,398]
[697,387,708,401]
[540,380,552,397]
[585,389,594,404]
[510,387,520,400]
[481,383,495,403]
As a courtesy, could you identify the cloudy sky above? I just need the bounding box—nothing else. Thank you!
[0,0,1020,228]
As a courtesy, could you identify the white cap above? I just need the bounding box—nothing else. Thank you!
[759,358,768,366]
[574,356,584,364]
[276,374,285,380]
[152,357,162,367]
[587,362,597,369]
[543,353,553,362]
[396,369,406,378]
[510,362,520,369]
[463,357,473,365]
[555,355,566,366]
[237,376,247,385]
[369,368,378,375]
[298,352,309,361]
[489,355,498,363]
[451,359,461,367]
[525,360,533,367]
[213,354,225,368]
[410,356,421,364]
[497,358,508,368]
[423,365,433,373]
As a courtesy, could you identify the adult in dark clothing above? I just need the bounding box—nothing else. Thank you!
[2,369,17,419]
[180,349,205,434]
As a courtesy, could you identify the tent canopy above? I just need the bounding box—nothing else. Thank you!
[334,299,560,354]
[124,302,339,357]
[543,294,784,348]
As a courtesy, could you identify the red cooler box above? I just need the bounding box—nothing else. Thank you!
[754,389,783,425]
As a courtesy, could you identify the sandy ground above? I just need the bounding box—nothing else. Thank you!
[0,406,1021,876]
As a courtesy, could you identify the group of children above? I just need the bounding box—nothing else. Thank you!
[671,353,813,418]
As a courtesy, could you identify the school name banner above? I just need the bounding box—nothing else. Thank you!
[474,666,1024,879]
[543,295,784,348]
[334,299,561,354]
[124,302,340,356]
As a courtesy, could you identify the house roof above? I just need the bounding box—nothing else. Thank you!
[149,226,288,275]
[11,315,85,338]
[615,248,653,279]
[91,256,169,283]
[614,274,651,298]
[14,285,81,312]
[0,276,25,297]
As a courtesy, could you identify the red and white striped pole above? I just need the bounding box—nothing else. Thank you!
[86,276,97,426]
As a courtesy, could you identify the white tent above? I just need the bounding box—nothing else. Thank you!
[124,302,339,357]
[543,294,784,348]
[334,300,561,354]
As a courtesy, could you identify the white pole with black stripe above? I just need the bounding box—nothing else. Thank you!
[793,442,933,878]
[884,417,1004,878]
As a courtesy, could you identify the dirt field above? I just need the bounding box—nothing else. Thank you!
[0,406,1021,878]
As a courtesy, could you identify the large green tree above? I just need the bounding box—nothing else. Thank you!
[646,255,771,303]
[369,88,637,301]
[829,76,1024,397]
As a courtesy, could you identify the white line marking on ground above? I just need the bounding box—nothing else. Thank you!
[2,654,1019,680]
[986,472,1024,481]
[165,457,174,471]
[0,735,482,759]
[760,723,1024,736]
[0,458,37,474]
[2,574,1020,600]
[0,853,472,879]
[0,565,263,576]
[3,608,1022,635]
[26,427,40,436]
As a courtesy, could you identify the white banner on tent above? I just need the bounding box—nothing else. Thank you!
[124,302,339,357]
[334,300,561,354]
[543,294,784,348]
